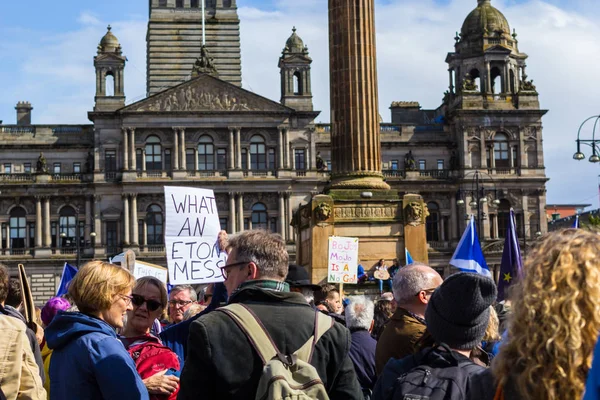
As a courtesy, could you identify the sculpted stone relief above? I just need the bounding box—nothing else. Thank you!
[333,205,399,220]
[131,78,267,113]
[404,201,429,227]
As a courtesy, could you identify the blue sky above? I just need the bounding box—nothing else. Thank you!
[1,0,599,209]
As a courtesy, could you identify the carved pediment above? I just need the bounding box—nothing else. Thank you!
[121,74,292,114]
[95,53,126,62]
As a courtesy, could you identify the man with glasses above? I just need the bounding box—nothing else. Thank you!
[178,230,363,399]
[167,285,197,324]
[375,263,443,375]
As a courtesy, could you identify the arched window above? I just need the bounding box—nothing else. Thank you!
[146,205,164,245]
[491,67,502,94]
[251,203,268,230]
[198,135,215,170]
[59,206,77,248]
[250,135,267,170]
[494,133,509,168]
[145,136,162,171]
[497,199,511,238]
[426,202,440,242]
[293,72,303,95]
[9,207,26,249]
[509,69,516,93]
[469,69,481,92]
[105,73,115,96]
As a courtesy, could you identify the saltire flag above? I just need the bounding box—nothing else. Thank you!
[56,262,78,297]
[497,209,524,301]
[405,248,414,266]
[572,214,580,229]
[450,215,491,277]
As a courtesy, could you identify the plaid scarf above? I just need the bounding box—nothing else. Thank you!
[236,279,290,293]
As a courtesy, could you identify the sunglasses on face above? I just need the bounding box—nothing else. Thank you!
[131,294,163,312]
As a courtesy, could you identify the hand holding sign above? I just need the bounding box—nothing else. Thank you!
[165,187,228,285]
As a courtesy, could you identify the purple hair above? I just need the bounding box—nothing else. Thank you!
[41,297,71,326]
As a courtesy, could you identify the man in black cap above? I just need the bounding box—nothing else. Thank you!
[285,264,320,307]
[373,272,497,400]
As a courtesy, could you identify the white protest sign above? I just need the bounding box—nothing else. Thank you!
[327,236,359,284]
[133,261,168,284]
[164,186,227,285]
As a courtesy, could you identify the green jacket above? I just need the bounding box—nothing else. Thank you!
[375,307,427,375]
[178,285,363,400]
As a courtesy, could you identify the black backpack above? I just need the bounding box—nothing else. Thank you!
[384,344,484,400]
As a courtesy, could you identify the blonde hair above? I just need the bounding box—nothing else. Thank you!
[492,229,600,399]
[68,261,135,314]
[134,277,168,310]
[183,304,206,320]
[482,305,501,342]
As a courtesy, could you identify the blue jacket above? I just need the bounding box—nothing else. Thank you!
[584,337,600,400]
[45,311,149,400]
[160,283,228,368]
[349,329,377,391]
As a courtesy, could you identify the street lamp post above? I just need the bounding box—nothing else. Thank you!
[456,170,501,239]
[573,115,600,162]
[60,210,96,267]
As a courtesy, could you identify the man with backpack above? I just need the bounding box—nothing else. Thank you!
[372,272,497,400]
[178,230,362,399]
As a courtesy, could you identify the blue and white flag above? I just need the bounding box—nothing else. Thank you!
[449,216,491,277]
[56,262,78,297]
[497,209,524,301]
[572,215,580,229]
[405,248,414,266]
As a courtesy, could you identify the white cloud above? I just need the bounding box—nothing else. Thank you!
[1,0,599,207]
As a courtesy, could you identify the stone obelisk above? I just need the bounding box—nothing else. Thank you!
[328,0,390,190]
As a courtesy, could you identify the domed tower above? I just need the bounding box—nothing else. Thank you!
[94,26,126,112]
[278,27,313,111]
[446,0,535,99]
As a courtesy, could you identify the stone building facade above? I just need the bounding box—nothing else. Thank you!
[0,0,547,302]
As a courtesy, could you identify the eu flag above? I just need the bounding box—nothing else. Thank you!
[450,215,490,277]
[405,248,414,266]
[56,262,78,297]
[497,209,524,301]
[572,215,580,229]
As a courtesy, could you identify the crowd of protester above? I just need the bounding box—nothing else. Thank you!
[3,228,600,399]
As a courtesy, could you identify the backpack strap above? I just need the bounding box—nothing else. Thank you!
[219,303,280,365]
[294,311,334,363]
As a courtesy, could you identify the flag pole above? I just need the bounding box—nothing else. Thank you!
[201,0,206,46]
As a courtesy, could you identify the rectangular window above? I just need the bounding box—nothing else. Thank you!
[136,149,142,171]
[105,150,117,172]
[269,149,276,170]
[4,164,11,174]
[219,218,228,231]
[391,160,399,170]
[294,149,306,170]
[242,149,248,170]
[138,220,144,246]
[165,149,172,171]
[437,160,444,170]
[327,160,332,171]
[244,218,250,231]
[1,223,5,249]
[73,163,81,173]
[106,221,118,255]
[418,160,426,170]
[270,217,277,234]
[24,163,31,174]
[53,163,61,174]
[51,222,57,248]
[217,149,227,170]
[29,224,35,248]
[186,149,195,171]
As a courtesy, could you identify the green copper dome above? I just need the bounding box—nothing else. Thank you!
[285,27,305,53]
[461,0,510,39]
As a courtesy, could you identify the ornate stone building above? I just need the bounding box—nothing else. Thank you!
[0,0,546,301]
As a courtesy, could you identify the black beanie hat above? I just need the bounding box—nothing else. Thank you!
[425,272,497,350]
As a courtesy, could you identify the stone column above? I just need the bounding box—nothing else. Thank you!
[142,221,148,247]
[35,197,42,247]
[180,129,186,171]
[286,193,293,241]
[131,195,138,245]
[85,197,92,241]
[123,195,130,246]
[237,193,244,232]
[278,127,284,169]
[94,196,102,247]
[129,128,136,170]
[43,198,51,247]
[440,217,446,241]
[228,193,236,232]
[194,149,199,172]
[448,69,454,93]
[486,61,492,93]
[5,224,11,251]
[228,128,235,169]
[122,128,129,171]
[328,0,389,190]
[142,150,147,172]
[235,128,242,169]
[246,151,251,172]
[283,128,290,169]
[173,128,179,171]
[450,196,458,241]
[479,135,486,168]
[490,145,496,169]
[278,193,286,240]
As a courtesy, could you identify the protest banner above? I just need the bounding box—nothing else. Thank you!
[165,186,227,285]
[133,260,169,284]
[327,236,359,284]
